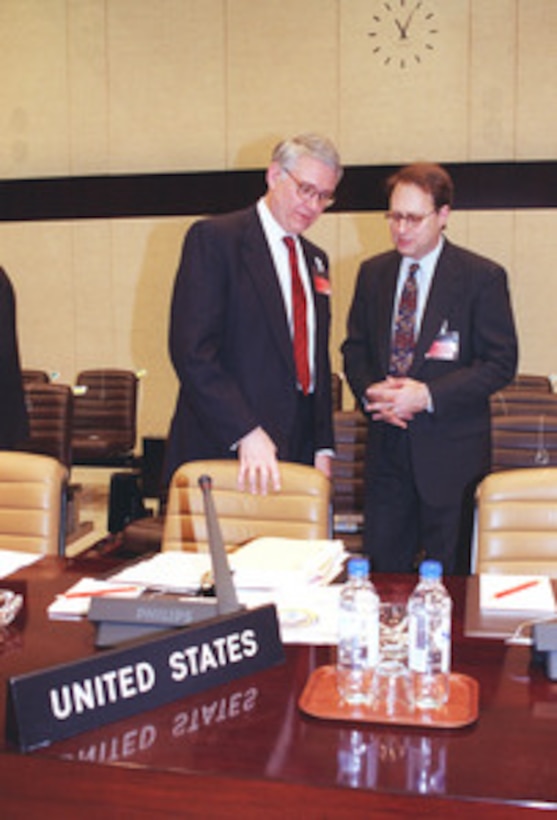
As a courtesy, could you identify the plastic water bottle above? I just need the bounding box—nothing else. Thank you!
[337,556,379,705]
[408,560,452,710]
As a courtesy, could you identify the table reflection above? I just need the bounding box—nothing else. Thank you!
[336,726,447,795]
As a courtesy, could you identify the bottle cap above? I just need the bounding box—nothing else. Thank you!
[419,559,443,580]
[347,556,370,578]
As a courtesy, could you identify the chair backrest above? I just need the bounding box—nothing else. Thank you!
[505,373,552,393]
[491,413,557,472]
[0,451,67,555]
[21,369,50,385]
[22,382,73,468]
[331,410,367,517]
[71,369,138,464]
[162,460,330,552]
[475,467,557,575]
[331,373,343,411]
[490,389,557,417]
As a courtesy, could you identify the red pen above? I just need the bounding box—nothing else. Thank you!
[63,586,140,599]
[494,579,539,599]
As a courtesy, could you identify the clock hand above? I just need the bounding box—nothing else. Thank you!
[394,18,407,39]
[395,1,422,40]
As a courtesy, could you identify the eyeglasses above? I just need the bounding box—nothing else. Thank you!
[385,210,436,227]
[284,168,335,208]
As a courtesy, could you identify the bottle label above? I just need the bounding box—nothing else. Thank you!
[408,613,450,674]
[338,607,379,668]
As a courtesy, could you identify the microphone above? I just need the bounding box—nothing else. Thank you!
[198,474,242,615]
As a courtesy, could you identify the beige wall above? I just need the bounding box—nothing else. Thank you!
[0,0,556,439]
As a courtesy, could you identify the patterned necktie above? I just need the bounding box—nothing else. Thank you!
[283,236,310,394]
[389,263,419,376]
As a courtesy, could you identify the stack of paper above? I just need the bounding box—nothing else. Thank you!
[239,585,342,645]
[47,577,145,620]
[0,549,41,579]
[106,552,214,594]
[106,538,347,595]
[229,537,346,590]
[479,574,556,613]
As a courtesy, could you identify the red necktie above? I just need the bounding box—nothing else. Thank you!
[389,263,419,376]
[283,236,310,394]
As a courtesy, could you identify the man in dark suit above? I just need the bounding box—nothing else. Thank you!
[0,267,28,449]
[165,133,343,493]
[342,163,518,574]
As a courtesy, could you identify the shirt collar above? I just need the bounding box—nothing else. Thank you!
[257,197,292,246]
[404,236,445,279]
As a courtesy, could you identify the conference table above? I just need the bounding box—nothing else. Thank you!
[0,555,555,819]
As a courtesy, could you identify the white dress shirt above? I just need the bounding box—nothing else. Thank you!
[392,236,445,336]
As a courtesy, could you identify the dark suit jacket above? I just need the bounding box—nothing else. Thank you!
[165,206,334,481]
[342,240,518,506]
[0,267,28,449]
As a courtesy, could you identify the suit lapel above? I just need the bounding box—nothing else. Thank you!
[241,209,295,374]
[411,242,462,372]
[378,259,400,374]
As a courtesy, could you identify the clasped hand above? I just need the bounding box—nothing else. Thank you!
[364,376,430,429]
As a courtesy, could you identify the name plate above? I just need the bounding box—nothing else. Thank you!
[6,603,283,752]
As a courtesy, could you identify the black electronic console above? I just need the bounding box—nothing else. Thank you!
[532,618,557,681]
[89,595,220,648]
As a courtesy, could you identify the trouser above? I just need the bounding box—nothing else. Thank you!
[363,427,475,576]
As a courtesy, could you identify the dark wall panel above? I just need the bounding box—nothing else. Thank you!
[1,161,556,222]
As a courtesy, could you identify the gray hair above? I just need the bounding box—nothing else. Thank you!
[271,133,343,182]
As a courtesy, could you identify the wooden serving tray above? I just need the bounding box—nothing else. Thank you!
[298,665,479,729]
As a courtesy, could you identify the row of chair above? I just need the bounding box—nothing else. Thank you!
[120,372,557,556]
[21,368,139,468]
[8,369,556,571]
[0,451,328,560]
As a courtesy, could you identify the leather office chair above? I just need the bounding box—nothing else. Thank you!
[21,369,50,385]
[22,382,73,469]
[0,451,67,555]
[491,413,557,472]
[20,382,87,539]
[475,467,557,575]
[331,410,367,552]
[71,369,139,466]
[162,459,330,552]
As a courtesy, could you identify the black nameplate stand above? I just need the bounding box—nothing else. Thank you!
[6,475,285,752]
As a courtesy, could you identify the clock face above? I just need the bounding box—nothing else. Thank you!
[368,1,439,69]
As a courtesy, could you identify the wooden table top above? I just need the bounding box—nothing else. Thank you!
[0,556,555,819]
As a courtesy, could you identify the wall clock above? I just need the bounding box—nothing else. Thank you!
[368,1,439,69]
